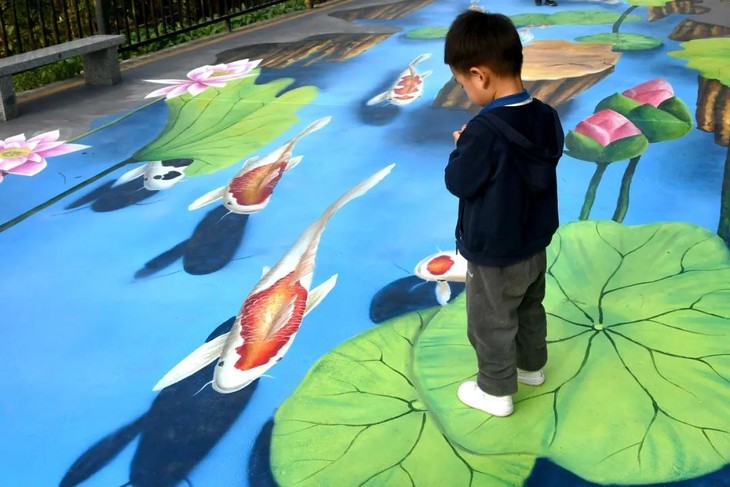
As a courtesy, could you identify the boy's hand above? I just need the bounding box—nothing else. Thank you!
[452,124,467,145]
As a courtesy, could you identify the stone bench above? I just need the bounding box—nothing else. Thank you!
[0,35,125,121]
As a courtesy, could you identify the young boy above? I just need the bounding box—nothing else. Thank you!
[443,10,564,417]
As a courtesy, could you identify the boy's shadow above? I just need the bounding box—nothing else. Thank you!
[135,206,250,278]
[60,317,258,487]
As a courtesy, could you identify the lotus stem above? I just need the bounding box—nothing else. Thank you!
[0,157,137,233]
[612,5,638,34]
[718,146,730,242]
[612,156,641,224]
[580,162,608,220]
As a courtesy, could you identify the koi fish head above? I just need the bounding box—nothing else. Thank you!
[212,335,296,393]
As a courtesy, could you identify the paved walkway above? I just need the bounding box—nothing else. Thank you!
[0,1,728,486]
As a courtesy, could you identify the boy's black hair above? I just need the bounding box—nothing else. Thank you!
[444,10,523,76]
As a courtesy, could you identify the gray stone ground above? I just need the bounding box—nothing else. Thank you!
[0,0,408,140]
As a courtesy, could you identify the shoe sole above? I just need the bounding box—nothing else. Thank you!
[457,385,514,417]
[517,375,545,386]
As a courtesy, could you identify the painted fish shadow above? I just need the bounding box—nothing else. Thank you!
[525,457,730,487]
[135,206,249,278]
[247,418,277,487]
[59,317,258,487]
[358,68,405,126]
[65,179,158,213]
[370,275,465,323]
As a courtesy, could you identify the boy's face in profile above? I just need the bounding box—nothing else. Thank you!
[451,66,492,107]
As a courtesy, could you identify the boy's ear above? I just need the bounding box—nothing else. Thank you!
[469,66,490,87]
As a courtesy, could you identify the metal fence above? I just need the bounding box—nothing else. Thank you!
[0,0,301,58]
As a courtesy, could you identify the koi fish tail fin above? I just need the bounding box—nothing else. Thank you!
[188,186,226,211]
[292,116,332,144]
[327,163,395,217]
[303,274,338,317]
[285,155,304,171]
[291,164,395,283]
[366,91,390,106]
[421,70,433,79]
[113,164,147,187]
[152,332,229,391]
[435,280,452,306]
[410,52,432,67]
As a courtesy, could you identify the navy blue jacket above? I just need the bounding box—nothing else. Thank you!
[445,95,564,266]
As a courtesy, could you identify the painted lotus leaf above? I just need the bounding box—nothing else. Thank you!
[134,72,317,176]
[405,27,448,39]
[510,10,641,27]
[413,221,730,485]
[669,38,730,86]
[576,33,662,51]
[270,309,535,487]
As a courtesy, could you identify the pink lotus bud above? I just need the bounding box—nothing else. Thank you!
[575,109,642,147]
[622,78,674,107]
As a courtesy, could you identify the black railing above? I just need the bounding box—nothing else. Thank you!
[0,0,304,58]
[99,0,295,52]
[0,0,96,57]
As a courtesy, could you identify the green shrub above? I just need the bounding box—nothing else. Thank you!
[12,0,307,93]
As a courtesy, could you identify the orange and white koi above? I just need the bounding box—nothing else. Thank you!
[367,53,433,107]
[414,250,467,306]
[188,116,332,214]
[153,163,396,394]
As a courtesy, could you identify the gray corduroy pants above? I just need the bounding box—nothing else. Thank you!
[465,250,548,396]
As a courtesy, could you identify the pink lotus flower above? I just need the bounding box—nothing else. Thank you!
[144,59,262,99]
[622,78,674,108]
[0,130,88,183]
[575,109,642,146]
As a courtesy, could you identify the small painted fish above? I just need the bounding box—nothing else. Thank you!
[153,163,396,394]
[188,116,332,214]
[113,159,193,191]
[367,53,433,107]
[414,250,468,306]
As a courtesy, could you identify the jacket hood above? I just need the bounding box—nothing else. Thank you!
[478,107,564,192]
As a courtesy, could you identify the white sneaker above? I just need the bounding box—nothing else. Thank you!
[517,368,545,386]
[457,381,514,417]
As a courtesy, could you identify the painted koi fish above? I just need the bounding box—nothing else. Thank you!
[367,53,433,107]
[188,117,332,214]
[153,163,396,393]
[414,250,467,306]
[113,159,193,191]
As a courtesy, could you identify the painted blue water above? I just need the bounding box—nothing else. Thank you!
[0,0,727,486]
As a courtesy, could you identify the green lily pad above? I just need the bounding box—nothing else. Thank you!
[271,309,536,486]
[413,221,730,485]
[511,10,641,27]
[134,72,317,176]
[669,38,730,86]
[405,27,448,39]
[576,33,663,51]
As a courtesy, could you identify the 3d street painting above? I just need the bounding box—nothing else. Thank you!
[0,0,728,486]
